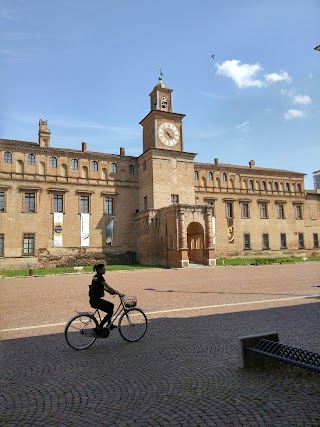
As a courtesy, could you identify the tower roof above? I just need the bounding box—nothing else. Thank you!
[154,70,167,89]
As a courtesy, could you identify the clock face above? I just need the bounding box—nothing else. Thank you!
[158,122,179,146]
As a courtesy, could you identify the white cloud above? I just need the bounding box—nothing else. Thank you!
[236,121,250,133]
[292,95,312,105]
[199,91,223,100]
[216,60,264,88]
[265,71,292,84]
[284,109,305,120]
[0,48,32,62]
[0,8,18,21]
[216,59,292,89]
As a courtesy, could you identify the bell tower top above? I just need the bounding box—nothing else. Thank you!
[149,71,173,112]
[140,73,185,153]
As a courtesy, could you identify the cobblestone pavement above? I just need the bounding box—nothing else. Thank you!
[1,263,320,426]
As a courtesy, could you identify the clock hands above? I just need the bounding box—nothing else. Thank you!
[161,126,173,139]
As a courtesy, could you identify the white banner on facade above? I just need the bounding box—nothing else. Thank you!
[212,217,216,245]
[81,213,90,247]
[106,216,114,245]
[53,212,63,247]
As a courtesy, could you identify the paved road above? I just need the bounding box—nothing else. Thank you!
[1,263,320,426]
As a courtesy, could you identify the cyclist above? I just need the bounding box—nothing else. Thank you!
[89,263,124,335]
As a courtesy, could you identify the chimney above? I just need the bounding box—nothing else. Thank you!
[249,160,255,168]
[82,142,87,153]
[214,158,219,166]
[38,119,51,148]
[120,147,125,156]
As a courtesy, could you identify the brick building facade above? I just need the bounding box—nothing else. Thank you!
[0,77,319,269]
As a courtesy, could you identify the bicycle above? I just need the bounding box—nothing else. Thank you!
[64,295,148,350]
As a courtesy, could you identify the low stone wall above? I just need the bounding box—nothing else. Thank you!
[37,248,137,268]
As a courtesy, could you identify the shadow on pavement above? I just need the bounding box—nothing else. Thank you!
[1,301,320,427]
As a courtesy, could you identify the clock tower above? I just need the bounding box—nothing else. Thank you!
[136,75,216,269]
[139,73,185,152]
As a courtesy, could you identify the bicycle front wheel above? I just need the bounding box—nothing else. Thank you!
[65,313,98,350]
[119,308,148,342]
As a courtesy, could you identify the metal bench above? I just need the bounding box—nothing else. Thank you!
[238,333,320,373]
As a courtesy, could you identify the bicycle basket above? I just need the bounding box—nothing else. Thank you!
[122,296,137,308]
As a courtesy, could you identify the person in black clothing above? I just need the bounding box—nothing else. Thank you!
[89,263,124,334]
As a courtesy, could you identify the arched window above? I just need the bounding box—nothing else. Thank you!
[50,156,57,168]
[249,180,254,190]
[71,159,78,170]
[61,164,67,177]
[110,163,117,173]
[91,161,98,172]
[28,154,36,165]
[285,183,290,192]
[4,152,12,164]
[129,165,134,175]
[208,172,213,181]
[82,166,88,179]
[194,171,199,180]
[16,160,24,174]
[222,173,227,182]
[102,168,108,180]
[274,182,278,191]
[261,181,266,190]
[297,183,301,192]
[39,161,45,175]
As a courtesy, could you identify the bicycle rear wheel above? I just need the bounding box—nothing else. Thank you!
[119,308,148,342]
[65,313,98,350]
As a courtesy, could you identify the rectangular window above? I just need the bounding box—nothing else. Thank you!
[54,195,64,213]
[24,193,36,212]
[295,205,303,219]
[80,196,89,214]
[144,196,148,210]
[262,233,269,250]
[23,233,35,255]
[313,233,319,248]
[298,233,304,249]
[244,233,251,250]
[0,192,4,212]
[278,204,285,219]
[280,233,287,249]
[0,234,4,256]
[260,203,268,219]
[226,202,233,218]
[171,194,179,204]
[241,203,249,218]
[105,197,114,215]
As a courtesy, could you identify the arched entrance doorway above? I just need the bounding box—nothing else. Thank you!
[187,222,204,264]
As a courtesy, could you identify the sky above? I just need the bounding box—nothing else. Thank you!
[1,0,319,189]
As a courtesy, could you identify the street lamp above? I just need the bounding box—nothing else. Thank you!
[315,45,320,51]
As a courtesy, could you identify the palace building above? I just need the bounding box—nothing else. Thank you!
[0,76,319,269]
